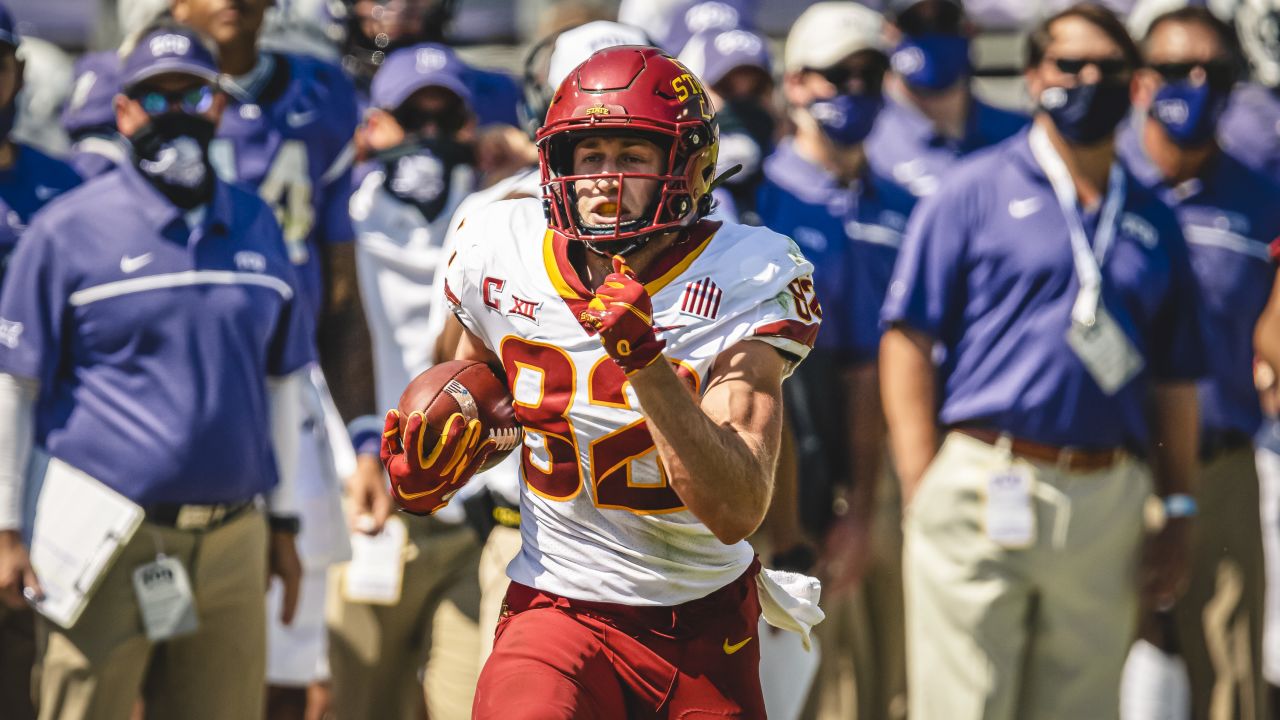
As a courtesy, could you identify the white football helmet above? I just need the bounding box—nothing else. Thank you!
[1238,0,1280,86]
[1126,0,1237,40]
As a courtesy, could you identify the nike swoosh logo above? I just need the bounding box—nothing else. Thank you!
[1008,197,1042,219]
[652,325,686,333]
[120,253,154,273]
[286,110,316,127]
[394,481,448,502]
[723,637,752,655]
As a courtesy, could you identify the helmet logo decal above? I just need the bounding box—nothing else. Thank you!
[671,72,705,103]
[585,104,611,115]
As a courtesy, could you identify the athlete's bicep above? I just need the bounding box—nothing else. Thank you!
[700,339,788,463]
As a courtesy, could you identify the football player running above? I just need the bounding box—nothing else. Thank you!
[382,46,823,717]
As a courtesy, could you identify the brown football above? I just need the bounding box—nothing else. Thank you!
[396,360,522,473]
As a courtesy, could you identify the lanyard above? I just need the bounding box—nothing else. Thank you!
[1028,124,1126,327]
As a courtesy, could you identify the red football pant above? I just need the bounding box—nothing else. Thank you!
[472,559,766,719]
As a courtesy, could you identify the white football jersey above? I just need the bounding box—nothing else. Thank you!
[445,198,821,606]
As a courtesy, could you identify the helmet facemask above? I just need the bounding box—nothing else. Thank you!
[539,124,718,256]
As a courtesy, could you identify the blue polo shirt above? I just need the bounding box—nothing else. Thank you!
[757,139,916,361]
[1219,83,1280,184]
[0,144,81,276]
[865,94,1028,198]
[214,52,359,322]
[882,127,1205,449]
[0,163,315,506]
[1119,123,1280,437]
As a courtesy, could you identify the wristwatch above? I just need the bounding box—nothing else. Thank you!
[267,513,302,534]
[1162,493,1198,520]
[771,543,819,575]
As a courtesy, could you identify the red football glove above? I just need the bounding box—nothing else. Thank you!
[578,255,666,374]
[380,409,496,515]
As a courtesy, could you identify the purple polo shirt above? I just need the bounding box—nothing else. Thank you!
[214,52,359,323]
[757,139,916,361]
[865,94,1028,198]
[0,164,315,506]
[1119,122,1280,436]
[1219,83,1280,184]
[0,144,81,276]
[882,127,1205,449]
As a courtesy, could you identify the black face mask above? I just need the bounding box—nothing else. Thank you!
[720,99,775,157]
[129,113,217,209]
[379,137,474,222]
[1039,81,1131,145]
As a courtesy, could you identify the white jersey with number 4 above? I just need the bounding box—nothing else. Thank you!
[445,198,820,606]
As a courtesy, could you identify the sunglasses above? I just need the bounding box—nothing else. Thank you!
[814,58,888,95]
[392,104,468,137]
[1150,61,1236,88]
[1051,57,1131,79]
[131,85,216,116]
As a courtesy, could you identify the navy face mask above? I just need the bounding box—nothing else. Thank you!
[891,34,971,92]
[1150,80,1231,147]
[1039,81,1131,145]
[808,93,883,147]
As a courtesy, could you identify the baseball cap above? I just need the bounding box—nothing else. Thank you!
[678,28,771,87]
[546,20,651,90]
[0,3,18,48]
[371,43,473,111]
[61,51,122,134]
[784,2,884,73]
[122,26,220,91]
[887,0,962,18]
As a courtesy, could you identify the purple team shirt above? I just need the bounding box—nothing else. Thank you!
[0,164,315,505]
[1219,83,1280,184]
[0,144,81,275]
[882,127,1205,449]
[1119,121,1280,437]
[757,138,916,361]
[865,94,1028,198]
[214,53,359,322]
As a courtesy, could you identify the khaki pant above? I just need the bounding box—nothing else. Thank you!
[806,469,908,720]
[1173,446,1268,720]
[0,604,37,720]
[477,525,521,667]
[36,508,268,720]
[327,518,481,720]
[905,432,1150,720]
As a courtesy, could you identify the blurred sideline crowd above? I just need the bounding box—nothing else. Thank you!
[3,0,1280,719]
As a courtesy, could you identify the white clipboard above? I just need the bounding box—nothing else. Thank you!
[26,456,144,628]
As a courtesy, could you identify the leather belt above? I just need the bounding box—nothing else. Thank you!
[1199,428,1252,463]
[145,500,254,531]
[953,427,1124,472]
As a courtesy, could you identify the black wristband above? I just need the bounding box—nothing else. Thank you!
[268,514,301,534]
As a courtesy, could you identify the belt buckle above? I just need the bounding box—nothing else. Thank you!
[1056,448,1076,471]
[175,504,215,530]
